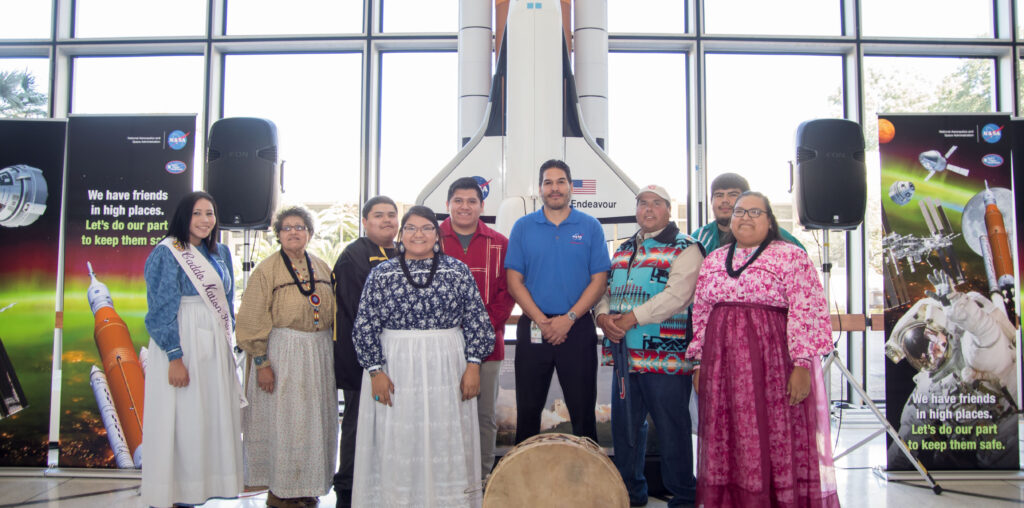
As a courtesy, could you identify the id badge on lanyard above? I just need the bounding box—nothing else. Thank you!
[530,320,543,343]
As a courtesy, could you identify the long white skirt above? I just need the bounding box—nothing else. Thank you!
[243,327,337,498]
[141,296,243,506]
[352,328,482,508]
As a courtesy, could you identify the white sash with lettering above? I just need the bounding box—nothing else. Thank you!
[160,237,248,407]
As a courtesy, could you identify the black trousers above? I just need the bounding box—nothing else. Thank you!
[333,384,361,507]
[514,313,598,444]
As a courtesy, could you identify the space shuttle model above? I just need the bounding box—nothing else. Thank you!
[417,0,639,237]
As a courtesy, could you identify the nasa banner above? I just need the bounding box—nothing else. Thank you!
[0,119,67,466]
[878,113,1020,471]
[60,115,196,468]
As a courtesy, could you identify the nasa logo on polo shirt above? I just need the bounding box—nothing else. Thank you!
[571,232,584,245]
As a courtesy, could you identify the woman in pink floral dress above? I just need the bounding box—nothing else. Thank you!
[687,192,840,508]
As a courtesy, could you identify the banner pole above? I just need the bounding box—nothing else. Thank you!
[46,123,72,468]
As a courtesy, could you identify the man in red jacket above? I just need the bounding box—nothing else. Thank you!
[440,176,515,479]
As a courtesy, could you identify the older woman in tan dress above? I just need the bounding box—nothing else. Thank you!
[237,206,338,508]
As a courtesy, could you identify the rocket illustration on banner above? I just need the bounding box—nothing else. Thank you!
[87,261,145,468]
[982,181,1014,291]
[960,182,1018,321]
[89,365,134,468]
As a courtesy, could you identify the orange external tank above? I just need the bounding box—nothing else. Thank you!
[983,183,1015,289]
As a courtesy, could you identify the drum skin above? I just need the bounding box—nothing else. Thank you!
[483,433,628,507]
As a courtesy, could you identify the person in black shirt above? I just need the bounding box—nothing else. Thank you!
[331,195,399,507]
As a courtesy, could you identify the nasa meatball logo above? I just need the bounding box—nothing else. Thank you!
[165,160,187,174]
[167,130,190,150]
[981,154,1004,167]
[472,176,491,200]
[981,124,1003,144]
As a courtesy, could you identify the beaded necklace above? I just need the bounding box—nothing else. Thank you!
[399,253,439,289]
[725,236,772,279]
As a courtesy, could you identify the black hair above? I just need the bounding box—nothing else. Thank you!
[398,205,442,287]
[447,176,484,202]
[273,206,315,238]
[711,173,750,193]
[167,191,220,250]
[538,159,572,186]
[732,191,785,244]
[362,195,398,219]
[400,205,441,232]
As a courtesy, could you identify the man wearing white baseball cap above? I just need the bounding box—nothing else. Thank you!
[595,184,703,507]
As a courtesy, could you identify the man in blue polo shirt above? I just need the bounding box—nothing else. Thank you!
[505,159,611,444]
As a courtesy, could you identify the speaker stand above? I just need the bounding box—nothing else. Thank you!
[241,229,256,291]
[819,229,942,494]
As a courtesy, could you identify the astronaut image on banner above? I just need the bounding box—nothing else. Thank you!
[886,270,1018,470]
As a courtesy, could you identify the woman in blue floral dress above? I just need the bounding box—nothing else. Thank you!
[351,205,495,507]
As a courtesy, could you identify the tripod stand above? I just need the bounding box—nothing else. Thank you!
[818,229,942,494]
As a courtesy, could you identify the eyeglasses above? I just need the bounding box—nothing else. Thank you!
[732,208,766,218]
[402,224,437,234]
[281,225,308,232]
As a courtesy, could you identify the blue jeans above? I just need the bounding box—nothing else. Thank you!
[611,371,696,506]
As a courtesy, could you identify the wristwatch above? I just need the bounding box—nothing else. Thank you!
[566,311,578,322]
[253,354,269,368]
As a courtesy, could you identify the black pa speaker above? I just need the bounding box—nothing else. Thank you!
[793,119,866,230]
[205,117,279,229]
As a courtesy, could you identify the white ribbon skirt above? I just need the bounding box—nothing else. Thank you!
[141,296,243,506]
[352,328,482,507]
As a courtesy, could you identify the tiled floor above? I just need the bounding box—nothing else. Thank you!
[2,410,1023,507]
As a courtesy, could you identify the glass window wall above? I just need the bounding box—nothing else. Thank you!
[0,2,52,39]
[0,58,50,118]
[226,0,364,36]
[704,0,840,36]
[74,0,207,38]
[378,51,458,205]
[607,51,688,229]
[3,0,1023,406]
[608,0,686,34]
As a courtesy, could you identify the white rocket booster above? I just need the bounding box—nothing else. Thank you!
[89,365,135,469]
[458,0,492,147]
[574,0,608,148]
[420,0,637,238]
[138,346,149,376]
